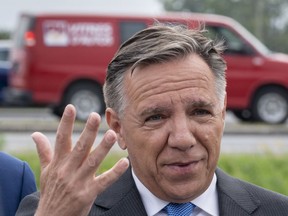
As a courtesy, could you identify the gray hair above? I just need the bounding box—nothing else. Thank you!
[103,23,227,116]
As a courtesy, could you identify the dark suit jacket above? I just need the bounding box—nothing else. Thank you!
[0,152,37,216]
[16,167,288,216]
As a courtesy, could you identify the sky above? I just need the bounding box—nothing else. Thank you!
[0,0,164,31]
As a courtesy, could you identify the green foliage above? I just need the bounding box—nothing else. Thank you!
[0,30,11,39]
[218,154,288,195]
[0,135,4,150]
[12,151,288,196]
[159,0,288,53]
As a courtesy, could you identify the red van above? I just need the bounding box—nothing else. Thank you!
[5,12,288,124]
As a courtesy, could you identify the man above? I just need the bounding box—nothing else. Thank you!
[17,24,288,216]
[0,151,37,216]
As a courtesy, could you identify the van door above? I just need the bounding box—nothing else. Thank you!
[206,25,259,112]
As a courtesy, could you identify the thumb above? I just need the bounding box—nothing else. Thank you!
[31,132,53,169]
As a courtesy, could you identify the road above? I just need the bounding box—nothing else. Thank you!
[1,107,288,154]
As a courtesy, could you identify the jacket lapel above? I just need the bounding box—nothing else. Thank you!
[92,167,147,216]
[216,168,260,216]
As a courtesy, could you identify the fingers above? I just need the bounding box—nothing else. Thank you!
[94,158,129,195]
[54,104,76,160]
[69,112,101,169]
[30,104,129,215]
[79,129,117,176]
[31,132,53,169]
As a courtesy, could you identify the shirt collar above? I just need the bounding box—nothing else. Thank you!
[132,169,219,216]
[192,173,219,216]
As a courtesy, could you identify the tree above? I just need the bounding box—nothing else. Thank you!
[159,0,288,53]
[0,30,11,40]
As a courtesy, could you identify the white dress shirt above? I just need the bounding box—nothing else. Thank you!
[132,170,219,216]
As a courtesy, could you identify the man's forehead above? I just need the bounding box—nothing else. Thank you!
[122,54,217,103]
[125,56,213,83]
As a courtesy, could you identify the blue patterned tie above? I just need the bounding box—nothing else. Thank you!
[165,202,195,216]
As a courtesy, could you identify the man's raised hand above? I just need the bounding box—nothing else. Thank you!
[32,104,129,216]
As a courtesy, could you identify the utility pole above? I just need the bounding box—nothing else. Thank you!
[253,0,265,42]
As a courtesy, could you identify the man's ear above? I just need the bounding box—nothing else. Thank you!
[105,108,127,150]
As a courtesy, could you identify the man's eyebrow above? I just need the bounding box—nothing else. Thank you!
[186,100,215,108]
[139,106,171,117]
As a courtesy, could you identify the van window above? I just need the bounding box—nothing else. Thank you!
[14,16,35,48]
[206,26,254,55]
[0,40,11,63]
[0,48,9,61]
[119,22,147,44]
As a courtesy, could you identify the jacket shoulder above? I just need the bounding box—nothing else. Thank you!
[216,168,288,215]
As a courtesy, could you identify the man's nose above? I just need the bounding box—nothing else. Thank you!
[167,117,196,151]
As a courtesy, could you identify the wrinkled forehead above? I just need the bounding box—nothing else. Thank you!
[123,54,219,106]
[126,54,214,85]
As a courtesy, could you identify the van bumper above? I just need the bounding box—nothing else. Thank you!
[3,87,33,106]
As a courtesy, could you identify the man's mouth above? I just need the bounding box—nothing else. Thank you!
[165,160,201,175]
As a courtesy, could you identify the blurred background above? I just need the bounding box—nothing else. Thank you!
[1,0,288,55]
[0,0,288,194]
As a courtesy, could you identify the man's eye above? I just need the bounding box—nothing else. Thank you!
[193,109,212,116]
[191,109,214,123]
[145,114,163,122]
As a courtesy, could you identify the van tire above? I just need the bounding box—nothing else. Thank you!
[232,109,255,122]
[54,83,105,121]
[252,87,288,124]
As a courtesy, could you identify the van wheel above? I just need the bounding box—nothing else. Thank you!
[252,87,288,124]
[63,83,105,121]
[232,109,254,122]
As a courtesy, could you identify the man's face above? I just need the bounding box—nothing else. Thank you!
[107,54,226,202]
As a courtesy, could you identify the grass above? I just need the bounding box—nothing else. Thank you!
[12,151,288,196]
[218,153,288,195]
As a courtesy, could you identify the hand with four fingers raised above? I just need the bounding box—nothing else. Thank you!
[32,104,129,216]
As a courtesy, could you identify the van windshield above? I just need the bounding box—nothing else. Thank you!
[206,23,270,56]
[230,20,271,55]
